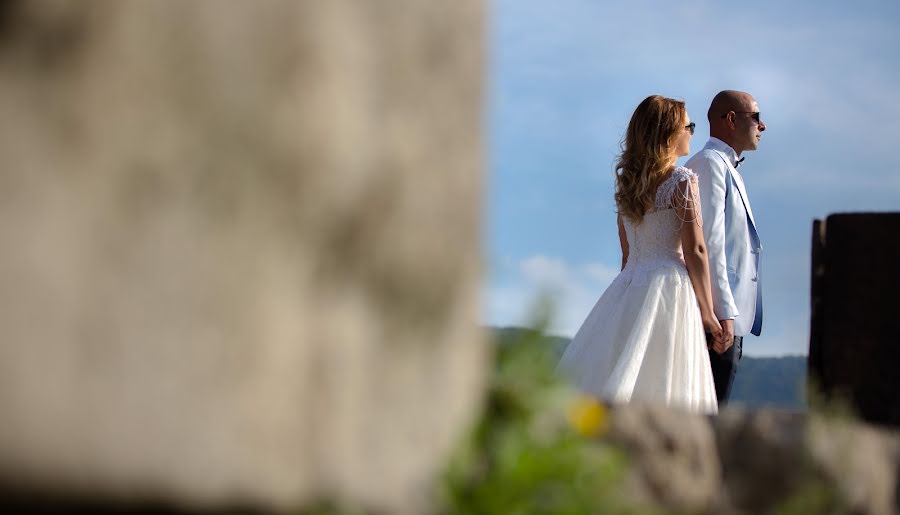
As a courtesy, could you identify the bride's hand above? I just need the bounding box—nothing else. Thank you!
[703,316,725,351]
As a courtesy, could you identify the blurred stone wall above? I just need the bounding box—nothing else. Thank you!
[0,1,484,512]
[608,404,900,515]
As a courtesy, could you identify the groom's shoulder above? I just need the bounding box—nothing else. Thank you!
[686,146,723,162]
[685,148,726,174]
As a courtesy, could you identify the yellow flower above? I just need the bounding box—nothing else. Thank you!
[568,396,609,438]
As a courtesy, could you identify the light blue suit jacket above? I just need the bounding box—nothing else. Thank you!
[685,138,763,337]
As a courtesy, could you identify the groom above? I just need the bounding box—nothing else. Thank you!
[685,90,766,405]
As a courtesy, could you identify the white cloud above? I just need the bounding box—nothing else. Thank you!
[519,255,570,286]
[485,255,618,337]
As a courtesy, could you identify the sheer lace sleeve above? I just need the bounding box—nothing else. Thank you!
[655,166,701,227]
[672,170,702,227]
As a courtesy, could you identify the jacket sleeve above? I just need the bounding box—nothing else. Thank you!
[691,153,739,320]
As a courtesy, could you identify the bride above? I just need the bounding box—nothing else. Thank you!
[558,95,724,414]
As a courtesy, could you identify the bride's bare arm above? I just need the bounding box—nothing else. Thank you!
[675,177,723,342]
[618,214,629,271]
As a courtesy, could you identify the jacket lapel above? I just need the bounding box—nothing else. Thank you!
[714,151,757,229]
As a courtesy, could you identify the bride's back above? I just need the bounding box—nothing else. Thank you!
[621,167,695,264]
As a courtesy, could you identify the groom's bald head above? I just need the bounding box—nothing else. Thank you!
[707,90,753,121]
[707,90,765,155]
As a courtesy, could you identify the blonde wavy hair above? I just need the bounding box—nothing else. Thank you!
[614,95,686,223]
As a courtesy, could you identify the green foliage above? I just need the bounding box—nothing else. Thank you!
[438,326,648,515]
[770,480,843,515]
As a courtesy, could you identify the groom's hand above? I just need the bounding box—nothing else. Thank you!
[717,319,734,352]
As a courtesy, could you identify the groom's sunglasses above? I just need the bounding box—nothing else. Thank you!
[684,122,696,135]
[722,111,762,124]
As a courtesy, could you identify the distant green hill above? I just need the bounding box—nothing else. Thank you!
[730,355,807,409]
[490,327,807,410]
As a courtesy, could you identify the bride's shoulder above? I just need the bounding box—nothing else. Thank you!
[655,166,699,208]
[670,165,697,182]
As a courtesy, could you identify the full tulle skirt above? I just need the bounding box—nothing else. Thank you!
[557,261,719,414]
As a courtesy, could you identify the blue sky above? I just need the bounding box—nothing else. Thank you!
[484,0,900,356]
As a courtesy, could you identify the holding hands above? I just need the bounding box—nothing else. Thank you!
[705,318,734,354]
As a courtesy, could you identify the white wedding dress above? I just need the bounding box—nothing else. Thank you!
[558,166,718,414]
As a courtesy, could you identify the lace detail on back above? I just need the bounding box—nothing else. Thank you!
[654,166,702,227]
[619,166,701,286]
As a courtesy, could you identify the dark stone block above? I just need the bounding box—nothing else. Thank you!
[809,213,900,427]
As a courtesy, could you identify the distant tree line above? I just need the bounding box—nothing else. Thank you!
[492,326,807,410]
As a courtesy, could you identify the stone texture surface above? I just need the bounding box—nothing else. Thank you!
[606,404,720,513]
[806,416,900,515]
[713,409,815,513]
[608,404,899,515]
[0,1,484,513]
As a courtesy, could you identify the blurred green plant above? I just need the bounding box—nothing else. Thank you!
[770,480,842,515]
[437,323,648,515]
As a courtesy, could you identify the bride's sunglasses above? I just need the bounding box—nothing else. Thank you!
[684,122,696,135]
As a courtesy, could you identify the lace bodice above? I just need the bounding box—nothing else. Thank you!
[620,167,700,283]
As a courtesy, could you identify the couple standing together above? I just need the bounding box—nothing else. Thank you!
[558,90,766,414]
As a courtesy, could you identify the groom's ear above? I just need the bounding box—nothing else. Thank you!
[723,111,736,130]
